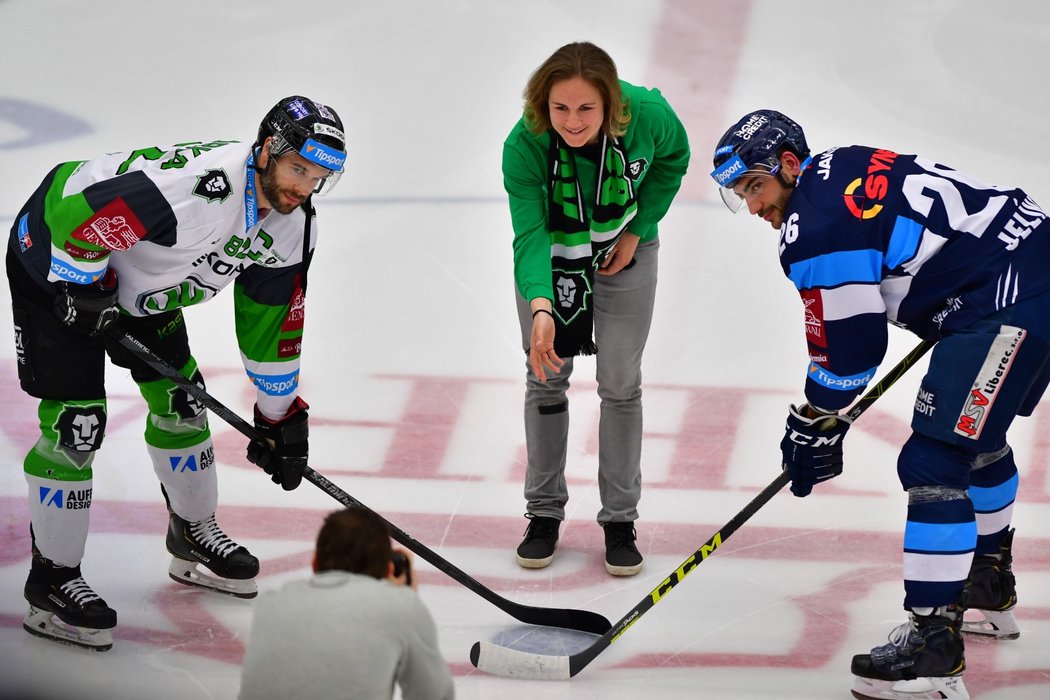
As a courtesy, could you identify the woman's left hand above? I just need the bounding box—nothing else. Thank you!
[597,231,640,276]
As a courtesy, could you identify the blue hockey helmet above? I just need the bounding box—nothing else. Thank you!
[257,96,347,194]
[710,110,809,212]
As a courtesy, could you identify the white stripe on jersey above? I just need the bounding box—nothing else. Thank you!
[819,284,886,320]
[901,229,949,276]
[881,276,914,322]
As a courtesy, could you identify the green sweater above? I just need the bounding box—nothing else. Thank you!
[502,80,690,303]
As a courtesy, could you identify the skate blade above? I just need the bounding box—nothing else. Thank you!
[852,675,969,700]
[23,607,113,652]
[961,609,1020,640]
[169,558,258,599]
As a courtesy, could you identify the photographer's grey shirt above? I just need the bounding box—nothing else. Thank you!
[239,571,454,700]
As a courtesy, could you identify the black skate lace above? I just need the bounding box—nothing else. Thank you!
[189,515,241,558]
[60,577,102,605]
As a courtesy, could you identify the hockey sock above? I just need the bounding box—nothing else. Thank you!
[24,399,107,567]
[903,487,976,609]
[968,448,1018,556]
[138,360,218,522]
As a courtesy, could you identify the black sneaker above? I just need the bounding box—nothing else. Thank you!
[515,514,560,569]
[851,606,967,699]
[603,522,643,576]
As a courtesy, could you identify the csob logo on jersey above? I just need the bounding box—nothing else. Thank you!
[843,149,898,220]
[801,289,827,349]
[73,197,146,251]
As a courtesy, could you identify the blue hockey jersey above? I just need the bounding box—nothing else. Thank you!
[781,145,1050,410]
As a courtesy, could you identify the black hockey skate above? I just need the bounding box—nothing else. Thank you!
[167,510,259,598]
[959,528,1019,640]
[851,606,968,700]
[23,554,117,652]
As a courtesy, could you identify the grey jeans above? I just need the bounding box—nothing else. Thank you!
[515,238,659,524]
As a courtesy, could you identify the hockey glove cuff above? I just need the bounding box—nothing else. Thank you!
[780,402,852,498]
[247,397,309,491]
[53,270,120,336]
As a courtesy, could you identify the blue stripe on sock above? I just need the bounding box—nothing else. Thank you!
[903,520,977,554]
[970,472,1019,513]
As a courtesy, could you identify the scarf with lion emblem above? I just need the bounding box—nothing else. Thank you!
[546,131,637,356]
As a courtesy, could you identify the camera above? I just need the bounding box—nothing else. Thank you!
[391,551,412,586]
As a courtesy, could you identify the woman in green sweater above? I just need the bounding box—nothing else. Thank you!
[503,41,690,576]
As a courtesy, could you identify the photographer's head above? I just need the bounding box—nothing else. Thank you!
[314,507,392,579]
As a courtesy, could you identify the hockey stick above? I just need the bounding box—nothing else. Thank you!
[470,339,936,679]
[105,325,612,635]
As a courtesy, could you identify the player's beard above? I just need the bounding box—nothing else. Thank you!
[259,164,305,215]
[763,176,796,229]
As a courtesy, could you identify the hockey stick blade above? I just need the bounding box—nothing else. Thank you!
[105,326,612,636]
[470,339,934,679]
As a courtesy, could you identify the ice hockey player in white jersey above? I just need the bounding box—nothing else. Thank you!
[5,95,347,651]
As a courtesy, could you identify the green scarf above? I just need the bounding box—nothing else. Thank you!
[547,132,638,356]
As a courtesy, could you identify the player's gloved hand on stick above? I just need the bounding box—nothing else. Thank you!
[780,402,852,497]
[247,396,309,491]
[53,270,120,336]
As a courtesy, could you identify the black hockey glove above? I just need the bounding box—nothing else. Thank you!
[247,397,309,491]
[780,403,852,498]
[53,271,120,336]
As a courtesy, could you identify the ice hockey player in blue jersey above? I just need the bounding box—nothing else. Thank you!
[710,110,1049,700]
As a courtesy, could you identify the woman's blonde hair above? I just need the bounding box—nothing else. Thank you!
[523,42,630,138]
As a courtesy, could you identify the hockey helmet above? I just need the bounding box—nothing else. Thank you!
[257,96,347,195]
[710,109,809,212]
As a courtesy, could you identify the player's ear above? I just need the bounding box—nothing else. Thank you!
[780,150,802,177]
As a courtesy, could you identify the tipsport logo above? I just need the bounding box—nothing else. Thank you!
[38,486,92,510]
[301,138,346,171]
[168,446,215,473]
